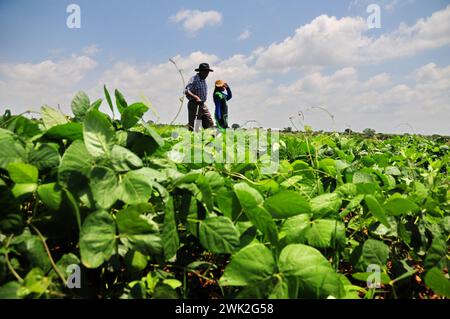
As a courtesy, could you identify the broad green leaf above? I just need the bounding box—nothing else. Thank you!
[264,191,310,218]
[12,183,37,197]
[278,244,344,298]
[424,267,450,298]
[281,215,346,249]
[83,110,115,157]
[12,232,51,271]
[46,122,83,141]
[310,193,342,217]
[352,272,391,285]
[352,239,389,271]
[384,197,419,216]
[37,183,63,210]
[204,171,225,191]
[199,216,240,254]
[7,163,38,184]
[71,91,91,119]
[121,102,149,129]
[269,280,290,299]
[424,237,447,270]
[58,140,94,188]
[124,250,148,271]
[195,174,213,212]
[162,197,179,260]
[0,133,26,169]
[365,195,390,227]
[117,168,154,205]
[17,268,51,298]
[79,210,117,268]
[116,207,162,256]
[352,171,374,184]
[0,282,20,299]
[111,145,143,172]
[220,244,275,286]
[233,182,264,210]
[28,143,60,170]
[115,89,127,114]
[103,85,115,117]
[245,206,278,245]
[41,106,68,129]
[89,166,119,209]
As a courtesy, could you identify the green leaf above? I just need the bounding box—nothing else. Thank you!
[37,183,63,210]
[117,168,154,205]
[116,207,162,256]
[0,282,20,299]
[353,171,374,184]
[0,132,26,169]
[104,85,115,117]
[162,197,179,260]
[90,99,102,111]
[71,91,91,119]
[281,215,346,249]
[353,239,389,271]
[58,140,94,189]
[245,206,278,245]
[220,244,275,286]
[17,268,51,298]
[124,250,148,271]
[89,166,119,209]
[121,103,149,129]
[233,182,264,210]
[264,191,311,218]
[83,110,115,157]
[79,210,117,268]
[278,244,344,298]
[269,280,290,299]
[12,183,37,198]
[12,232,51,271]
[384,197,419,216]
[424,237,447,270]
[28,143,61,170]
[364,195,390,227]
[310,193,342,217]
[41,106,68,129]
[7,163,38,184]
[115,89,127,114]
[111,145,143,172]
[46,122,83,141]
[424,267,450,298]
[199,216,240,254]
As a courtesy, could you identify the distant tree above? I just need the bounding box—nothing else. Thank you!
[231,123,240,129]
[345,128,353,134]
[363,128,376,137]
[283,127,292,133]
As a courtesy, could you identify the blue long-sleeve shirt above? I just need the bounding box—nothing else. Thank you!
[213,87,232,119]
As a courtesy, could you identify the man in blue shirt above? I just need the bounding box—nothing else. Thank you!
[185,63,215,131]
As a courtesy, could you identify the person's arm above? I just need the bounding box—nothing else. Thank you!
[225,86,232,101]
[185,77,202,102]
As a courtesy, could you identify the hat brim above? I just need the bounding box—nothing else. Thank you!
[195,68,214,72]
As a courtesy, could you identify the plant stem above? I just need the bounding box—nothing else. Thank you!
[29,224,67,285]
[4,235,24,282]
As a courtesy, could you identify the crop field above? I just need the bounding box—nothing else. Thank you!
[0,90,448,299]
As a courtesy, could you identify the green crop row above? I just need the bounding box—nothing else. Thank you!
[0,88,448,299]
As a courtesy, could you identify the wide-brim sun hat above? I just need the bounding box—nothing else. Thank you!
[215,80,225,88]
[195,63,214,72]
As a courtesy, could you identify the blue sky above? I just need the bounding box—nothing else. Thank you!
[1,0,450,134]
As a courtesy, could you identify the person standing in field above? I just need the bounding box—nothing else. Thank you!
[213,80,232,131]
[185,63,215,131]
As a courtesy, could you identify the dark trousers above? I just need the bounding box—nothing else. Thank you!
[187,100,214,131]
[215,104,229,129]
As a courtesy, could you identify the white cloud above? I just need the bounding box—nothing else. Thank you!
[82,44,101,56]
[170,9,222,34]
[237,29,251,41]
[255,5,450,70]
[0,54,97,112]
